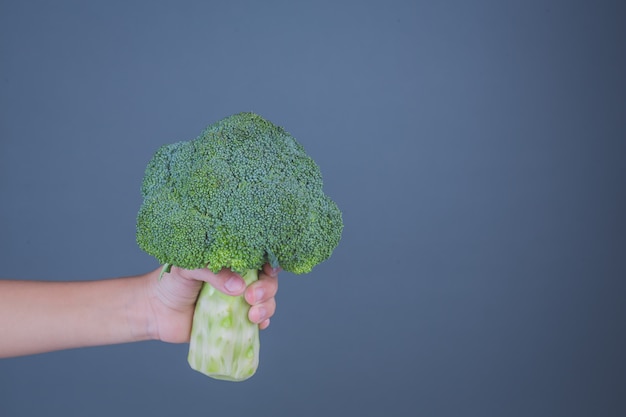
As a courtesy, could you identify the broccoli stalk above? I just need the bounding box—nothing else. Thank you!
[136,113,342,381]
[188,269,260,381]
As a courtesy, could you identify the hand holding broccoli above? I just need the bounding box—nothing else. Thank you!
[146,264,279,344]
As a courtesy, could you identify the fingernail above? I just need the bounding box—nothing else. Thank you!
[225,276,244,293]
[255,306,267,322]
[254,288,265,302]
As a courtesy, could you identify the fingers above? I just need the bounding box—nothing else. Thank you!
[248,297,276,326]
[246,264,279,327]
[258,318,271,330]
[176,264,279,328]
[244,264,279,305]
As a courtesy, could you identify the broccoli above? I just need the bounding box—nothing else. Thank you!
[136,112,343,381]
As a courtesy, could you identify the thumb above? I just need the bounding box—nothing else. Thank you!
[190,267,246,296]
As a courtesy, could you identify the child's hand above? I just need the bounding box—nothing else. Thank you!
[146,264,279,344]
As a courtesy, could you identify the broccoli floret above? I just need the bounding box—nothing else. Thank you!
[136,112,342,380]
[137,112,342,274]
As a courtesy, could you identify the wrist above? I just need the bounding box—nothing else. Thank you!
[127,271,160,342]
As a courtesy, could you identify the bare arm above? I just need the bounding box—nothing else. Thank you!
[0,275,152,357]
[0,265,278,358]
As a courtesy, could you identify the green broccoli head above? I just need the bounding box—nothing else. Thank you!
[136,112,343,274]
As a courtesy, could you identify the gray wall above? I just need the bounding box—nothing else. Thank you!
[1,1,624,416]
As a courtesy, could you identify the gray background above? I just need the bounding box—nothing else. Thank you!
[1,1,625,416]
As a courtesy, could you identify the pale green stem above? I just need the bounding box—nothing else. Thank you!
[187,269,260,381]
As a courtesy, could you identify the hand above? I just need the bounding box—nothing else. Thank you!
[146,264,279,344]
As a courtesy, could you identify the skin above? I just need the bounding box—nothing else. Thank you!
[0,264,279,358]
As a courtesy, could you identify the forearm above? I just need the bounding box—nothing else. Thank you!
[0,273,156,358]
